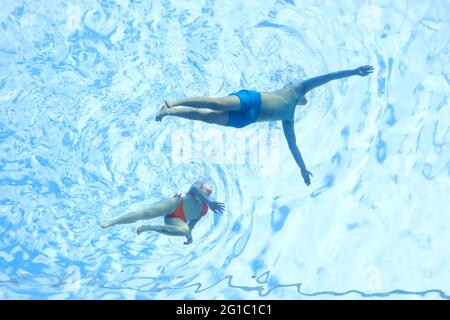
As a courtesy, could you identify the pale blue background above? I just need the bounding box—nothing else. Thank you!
[0,0,449,299]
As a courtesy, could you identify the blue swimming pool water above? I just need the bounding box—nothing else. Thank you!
[0,0,449,299]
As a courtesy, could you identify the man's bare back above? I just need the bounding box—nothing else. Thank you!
[258,87,302,122]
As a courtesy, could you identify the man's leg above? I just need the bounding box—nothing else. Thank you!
[156,106,229,125]
[166,96,240,111]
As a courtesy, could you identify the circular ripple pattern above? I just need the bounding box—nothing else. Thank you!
[0,1,449,299]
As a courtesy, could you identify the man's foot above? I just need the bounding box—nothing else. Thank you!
[100,221,111,229]
[155,103,169,121]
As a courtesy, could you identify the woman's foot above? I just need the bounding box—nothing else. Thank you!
[165,99,176,108]
[155,103,170,121]
[137,225,153,235]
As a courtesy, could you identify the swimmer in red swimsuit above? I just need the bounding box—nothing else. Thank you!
[100,181,224,245]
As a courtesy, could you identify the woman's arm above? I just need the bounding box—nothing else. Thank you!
[184,217,201,245]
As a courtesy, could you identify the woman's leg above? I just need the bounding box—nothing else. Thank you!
[156,106,229,125]
[166,96,240,111]
[100,197,180,228]
[137,217,189,236]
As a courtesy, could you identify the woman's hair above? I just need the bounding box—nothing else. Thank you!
[202,184,213,197]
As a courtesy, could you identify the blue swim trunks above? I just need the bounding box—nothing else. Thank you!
[226,89,262,128]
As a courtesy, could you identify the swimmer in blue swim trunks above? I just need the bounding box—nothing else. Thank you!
[156,65,374,186]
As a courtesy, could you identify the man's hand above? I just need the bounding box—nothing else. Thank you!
[209,201,225,214]
[354,65,374,77]
[301,169,313,186]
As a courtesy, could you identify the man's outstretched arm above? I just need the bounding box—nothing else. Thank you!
[282,120,313,186]
[299,65,374,94]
